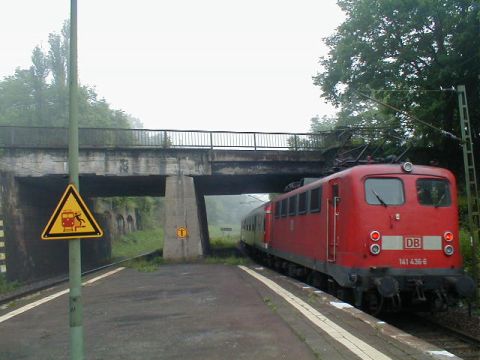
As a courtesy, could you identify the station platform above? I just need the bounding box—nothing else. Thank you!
[0,263,460,360]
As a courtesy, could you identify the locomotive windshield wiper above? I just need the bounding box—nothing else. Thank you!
[434,193,446,208]
[372,190,388,207]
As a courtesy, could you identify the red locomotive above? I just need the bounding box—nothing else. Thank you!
[240,162,475,313]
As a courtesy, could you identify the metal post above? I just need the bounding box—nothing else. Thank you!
[457,85,480,301]
[68,1,84,359]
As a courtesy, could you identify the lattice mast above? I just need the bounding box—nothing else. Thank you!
[457,85,480,298]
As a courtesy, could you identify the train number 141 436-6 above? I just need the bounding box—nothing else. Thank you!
[399,258,427,266]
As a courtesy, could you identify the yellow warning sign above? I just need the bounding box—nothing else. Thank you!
[41,184,103,240]
[176,227,188,238]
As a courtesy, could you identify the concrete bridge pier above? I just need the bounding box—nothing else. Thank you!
[163,175,206,260]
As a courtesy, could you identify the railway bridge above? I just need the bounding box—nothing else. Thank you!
[0,125,367,281]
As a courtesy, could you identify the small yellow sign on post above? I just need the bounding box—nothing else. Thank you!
[176,227,188,239]
[41,184,103,240]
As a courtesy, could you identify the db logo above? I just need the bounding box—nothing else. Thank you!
[404,237,422,249]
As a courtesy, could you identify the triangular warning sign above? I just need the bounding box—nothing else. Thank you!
[41,184,103,240]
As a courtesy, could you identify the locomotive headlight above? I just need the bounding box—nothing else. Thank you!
[370,230,381,241]
[444,231,454,242]
[444,245,454,256]
[370,244,381,255]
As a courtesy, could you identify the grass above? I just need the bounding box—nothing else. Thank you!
[204,256,250,266]
[112,228,164,260]
[0,275,18,294]
[210,236,238,249]
[204,226,250,265]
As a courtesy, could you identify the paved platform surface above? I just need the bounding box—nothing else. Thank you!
[0,263,459,360]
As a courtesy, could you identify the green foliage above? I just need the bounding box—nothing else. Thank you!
[309,115,337,132]
[0,21,136,129]
[314,0,480,170]
[0,275,18,294]
[111,228,164,259]
[460,228,474,276]
[136,197,164,230]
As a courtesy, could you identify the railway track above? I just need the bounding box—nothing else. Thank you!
[0,250,161,306]
[380,312,480,359]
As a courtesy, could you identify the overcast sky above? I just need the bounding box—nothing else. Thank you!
[1,1,344,133]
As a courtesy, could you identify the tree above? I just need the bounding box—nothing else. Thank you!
[30,46,49,125]
[0,21,137,130]
[314,0,480,169]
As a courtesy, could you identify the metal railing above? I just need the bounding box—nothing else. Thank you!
[0,126,344,151]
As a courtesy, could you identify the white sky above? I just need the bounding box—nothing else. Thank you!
[0,1,344,133]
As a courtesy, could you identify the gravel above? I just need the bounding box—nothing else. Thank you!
[425,304,480,339]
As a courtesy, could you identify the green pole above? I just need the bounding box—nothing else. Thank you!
[68,0,84,359]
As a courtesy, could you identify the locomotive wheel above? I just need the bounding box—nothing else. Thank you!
[327,278,337,295]
[364,290,384,315]
[309,272,328,291]
[336,288,353,303]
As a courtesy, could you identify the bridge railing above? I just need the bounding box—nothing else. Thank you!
[0,126,340,151]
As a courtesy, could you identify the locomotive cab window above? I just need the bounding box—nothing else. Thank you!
[416,179,451,207]
[365,178,404,206]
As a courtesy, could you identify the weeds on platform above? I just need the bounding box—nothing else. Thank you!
[124,257,165,272]
[204,256,249,266]
[263,297,277,312]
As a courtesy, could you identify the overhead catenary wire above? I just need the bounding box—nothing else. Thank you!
[354,90,463,143]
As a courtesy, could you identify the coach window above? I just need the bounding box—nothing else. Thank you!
[365,178,404,206]
[298,192,307,215]
[281,198,288,217]
[274,202,280,219]
[416,179,451,207]
[309,187,322,213]
[288,195,297,216]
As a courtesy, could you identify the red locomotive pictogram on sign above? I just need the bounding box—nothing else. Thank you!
[61,210,86,232]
